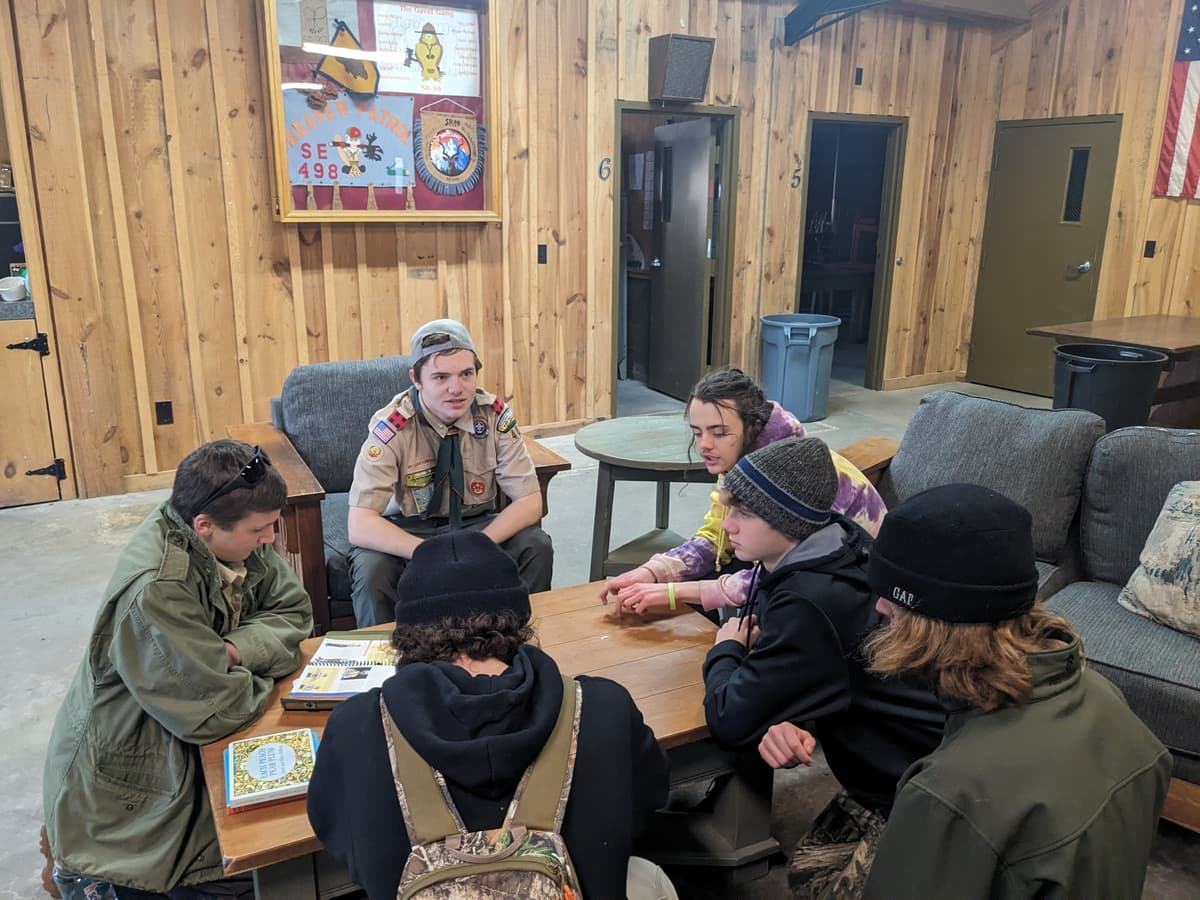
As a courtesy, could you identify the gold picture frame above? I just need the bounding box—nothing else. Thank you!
[260,0,499,223]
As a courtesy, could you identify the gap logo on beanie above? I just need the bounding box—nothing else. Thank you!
[722,437,837,540]
[393,530,531,627]
[867,483,1039,624]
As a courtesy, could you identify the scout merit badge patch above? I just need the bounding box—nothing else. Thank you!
[414,99,486,196]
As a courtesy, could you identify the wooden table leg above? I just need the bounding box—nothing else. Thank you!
[589,462,616,582]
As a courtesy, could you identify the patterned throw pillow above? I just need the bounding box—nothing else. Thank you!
[1118,481,1200,639]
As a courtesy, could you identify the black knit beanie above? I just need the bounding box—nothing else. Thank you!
[868,483,1038,624]
[394,531,531,627]
[722,437,837,540]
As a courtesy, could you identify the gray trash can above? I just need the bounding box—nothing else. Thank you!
[1053,343,1167,432]
[760,313,841,422]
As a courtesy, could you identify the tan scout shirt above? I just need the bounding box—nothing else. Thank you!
[349,387,539,519]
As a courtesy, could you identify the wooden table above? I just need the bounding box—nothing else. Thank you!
[1027,315,1200,409]
[574,414,717,582]
[202,581,777,897]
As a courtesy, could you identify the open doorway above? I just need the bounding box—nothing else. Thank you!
[797,116,903,390]
[613,104,738,416]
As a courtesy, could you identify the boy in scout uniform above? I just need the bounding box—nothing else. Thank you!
[347,318,553,625]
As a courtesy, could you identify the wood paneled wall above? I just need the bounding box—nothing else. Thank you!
[0,0,1191,497]
[993,0,1194,322]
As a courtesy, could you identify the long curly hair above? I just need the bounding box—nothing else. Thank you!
[864,605,1077,712]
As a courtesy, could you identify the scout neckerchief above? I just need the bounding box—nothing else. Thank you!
[410,386,468,526]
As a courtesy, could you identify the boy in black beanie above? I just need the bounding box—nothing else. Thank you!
[863,483,1170,900]
[701,437,944,899]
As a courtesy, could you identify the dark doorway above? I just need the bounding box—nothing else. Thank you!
[798,120,894,388]
[615,105,737,415]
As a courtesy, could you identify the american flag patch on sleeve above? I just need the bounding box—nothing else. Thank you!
[372,420,397,444]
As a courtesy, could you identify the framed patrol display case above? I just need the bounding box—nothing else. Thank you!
[260,0,500,222]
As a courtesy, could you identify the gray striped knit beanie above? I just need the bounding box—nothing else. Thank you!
[723,437,837,540]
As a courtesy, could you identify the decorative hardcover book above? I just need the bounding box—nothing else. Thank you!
[223,727,319,814]
[281,629,398,710]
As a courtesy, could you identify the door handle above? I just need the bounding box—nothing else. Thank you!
[1075,260,1092,274]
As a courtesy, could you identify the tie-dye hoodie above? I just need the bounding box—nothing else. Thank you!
[642,402,886,609]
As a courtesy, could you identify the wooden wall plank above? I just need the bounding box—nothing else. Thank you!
[8,0,1200,496]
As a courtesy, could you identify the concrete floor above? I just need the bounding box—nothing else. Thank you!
[2,377,1196,899]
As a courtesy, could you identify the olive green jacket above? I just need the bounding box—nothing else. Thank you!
[865,638,1171,900]
[43,502,312,891]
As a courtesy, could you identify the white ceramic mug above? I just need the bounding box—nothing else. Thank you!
[0,275,27,301]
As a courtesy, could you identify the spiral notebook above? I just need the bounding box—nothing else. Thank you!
[281,629,398,710]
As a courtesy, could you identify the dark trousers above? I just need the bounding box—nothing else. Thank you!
[53,867,253,900]
[348,513,554,626]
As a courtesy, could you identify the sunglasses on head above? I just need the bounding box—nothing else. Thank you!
[191,446,273,520]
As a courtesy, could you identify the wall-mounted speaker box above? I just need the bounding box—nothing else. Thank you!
[648,34,715,103]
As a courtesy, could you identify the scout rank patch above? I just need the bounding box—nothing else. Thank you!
[492,398,520,435]
[366,444,383,460]
[372,420,396,444]
[470,480,486,496]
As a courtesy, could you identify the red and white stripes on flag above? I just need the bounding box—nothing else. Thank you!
[1154,3,1200,197]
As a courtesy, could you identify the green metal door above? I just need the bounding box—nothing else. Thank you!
[967,118,1120,395]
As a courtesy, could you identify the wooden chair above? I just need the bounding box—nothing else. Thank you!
[230,356,570,634]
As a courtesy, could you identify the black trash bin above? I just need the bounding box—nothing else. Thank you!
[1053,343,1168,432]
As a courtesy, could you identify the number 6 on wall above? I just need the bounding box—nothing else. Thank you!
[598,157,612,181]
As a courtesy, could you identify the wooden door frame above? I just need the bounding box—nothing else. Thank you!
[0,0,76,499]
[794,112,907,391]
[609,101,740,416]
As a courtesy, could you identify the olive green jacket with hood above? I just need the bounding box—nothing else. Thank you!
[43,501,312,891]
[864,637,1171,900]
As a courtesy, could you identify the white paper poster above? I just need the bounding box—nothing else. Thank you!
[375,4,481,97]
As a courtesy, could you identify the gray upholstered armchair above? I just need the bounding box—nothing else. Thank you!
[230,355,570,633]
[1044,426,1200,832]
[870,390,1104,598]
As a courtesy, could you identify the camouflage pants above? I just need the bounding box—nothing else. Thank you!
[788,791,885,900]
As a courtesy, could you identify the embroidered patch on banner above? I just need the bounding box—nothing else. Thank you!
[496,406,518,434]
[372,420,397,444]
[472,417,488,438]
[387,409,411,431]
[413,108,486,196]
[470,480,486,496]
[366,445,383,460]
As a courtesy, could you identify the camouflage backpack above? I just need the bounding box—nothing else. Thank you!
[380,675,584,900]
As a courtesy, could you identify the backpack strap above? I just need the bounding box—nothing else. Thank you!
[379,694,467,845]
[503,674,582,832]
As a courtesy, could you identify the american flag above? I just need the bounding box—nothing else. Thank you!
[1155,2,1200,196]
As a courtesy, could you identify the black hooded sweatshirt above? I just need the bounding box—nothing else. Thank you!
[307,644,670,899]
[702,518,945,812]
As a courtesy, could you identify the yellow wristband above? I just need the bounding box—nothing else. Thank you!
[668,582,677,611]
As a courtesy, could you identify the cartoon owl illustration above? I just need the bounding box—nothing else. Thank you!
[416,23,443,81]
